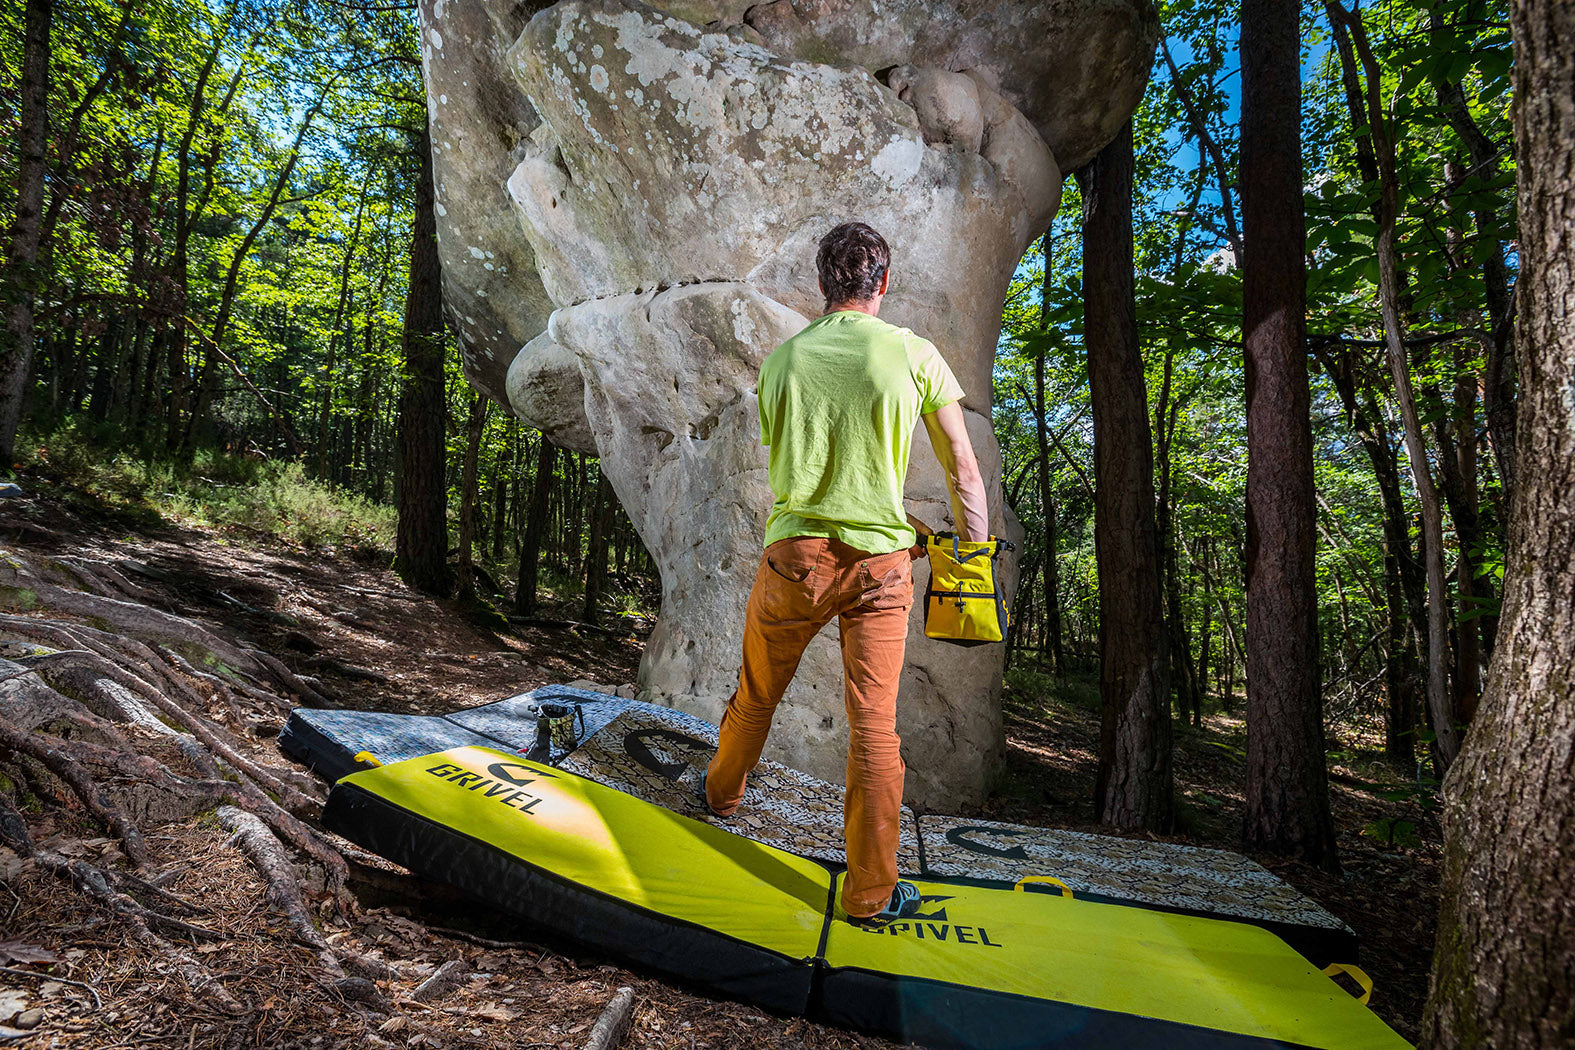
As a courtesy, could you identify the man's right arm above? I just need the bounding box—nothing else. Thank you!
[921,401,989,542]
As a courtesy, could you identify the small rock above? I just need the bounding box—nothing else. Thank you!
[412,959,470,1003]
[564,678,599,692]
[13,1011,40,1031]
[615,684,637,699]
[333,976,391,1012]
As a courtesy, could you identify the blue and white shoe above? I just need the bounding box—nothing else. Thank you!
[697,769,729,819]
[848,881,922,926]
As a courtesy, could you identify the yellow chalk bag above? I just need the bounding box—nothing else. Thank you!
[923,533,1011,646]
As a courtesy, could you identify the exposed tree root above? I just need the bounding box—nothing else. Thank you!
[0,714,151,868]
[0,545,362,1015]
[218,806,385,980]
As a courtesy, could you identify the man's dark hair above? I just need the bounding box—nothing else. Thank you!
[816,222,891,307]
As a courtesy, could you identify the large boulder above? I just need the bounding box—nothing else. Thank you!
[419,0,1156,807]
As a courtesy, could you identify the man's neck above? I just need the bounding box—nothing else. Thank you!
[822,299,881,317]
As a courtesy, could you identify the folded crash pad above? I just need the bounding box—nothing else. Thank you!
[322,747,1408,1050]
[278,687,630,781]
[282,687,1356,965]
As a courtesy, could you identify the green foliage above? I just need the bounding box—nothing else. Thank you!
[22,421,396,549]
[1362,817,1422,850]
[991,0,1514,746]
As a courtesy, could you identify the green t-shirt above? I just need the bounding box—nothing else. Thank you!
[758,310,964,554]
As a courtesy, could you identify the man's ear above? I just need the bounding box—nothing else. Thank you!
[878,270,891,296]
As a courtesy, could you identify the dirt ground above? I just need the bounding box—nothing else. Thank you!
[1,488,1438,1047]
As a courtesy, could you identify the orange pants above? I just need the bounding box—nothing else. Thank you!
[704,536,914,918]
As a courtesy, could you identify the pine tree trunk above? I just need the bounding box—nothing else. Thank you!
[1033,233,1064,674]
[1240,0,1338,870]
[315,180,370,480]
[455,394,488,602]
[515,435,556,614]
[0,0,53,463]
[1340,3,1463,771]
[1077,122,1173,833]
[583,469,613,624]
[395,127,452,597]
[1424,2,1575,1038]
[1155,349,1200,724]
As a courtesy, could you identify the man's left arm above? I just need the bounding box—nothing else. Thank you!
[921,402,989,542]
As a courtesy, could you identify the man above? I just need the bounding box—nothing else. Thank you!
[704,222,990,922]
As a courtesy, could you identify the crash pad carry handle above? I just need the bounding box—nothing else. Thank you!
[1014,875,1074,899]
[353,751,383,768]
[1321,963,1373,1005]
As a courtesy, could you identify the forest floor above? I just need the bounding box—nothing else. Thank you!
[0,480,1439,1048]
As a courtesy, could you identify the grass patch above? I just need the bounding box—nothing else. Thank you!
[1003,664,1102,716]
[21,421,397,551]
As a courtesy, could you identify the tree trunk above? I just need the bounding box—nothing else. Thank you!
[395,128,452,597]
[1240,0,1338,870]
[1331,1,1463,771]
[1430,14,1517,503]
[1313,344,1425,768]
[1424,2,1575,1038]
[583,469,613,624]
[179,93,325,458]
[455,394,488,602]
[1033,233,1064,674]
[1077,122,1173,833]
[0,0,53,463]
[1155,349,1200,725]
[515,435,556,614]
[162,10,235,454]
[315,178,370,479]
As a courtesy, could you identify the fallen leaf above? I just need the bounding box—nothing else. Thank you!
[0,941,59,966]
[0,990,29,1023]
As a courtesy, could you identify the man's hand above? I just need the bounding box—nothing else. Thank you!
[921,402,989,543]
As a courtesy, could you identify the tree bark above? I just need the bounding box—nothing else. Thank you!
[1155,349,1200,725]
[455,394,489,602]
[1240,0,1338,870]
[315,178,371,479]
[0,0,53,463]
[583,469,613,624]
[515,434,556,614]
[1077,122,1173,833]
[395,127,452,597]
[1429,12,1517,502]
[1312,344,1424,768]
[1331,1,1463,771]
[1424,1,1575,1040]
[1033,233,1064,674]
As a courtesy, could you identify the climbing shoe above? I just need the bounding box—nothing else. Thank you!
[696,770,729,819]
[847,881,923,927]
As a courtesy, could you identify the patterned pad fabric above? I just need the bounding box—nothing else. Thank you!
[279,687,632,780]
[917,814,1354,939]
[443,687,631,763]
[558,706,923,873]
[279,710,498,782]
